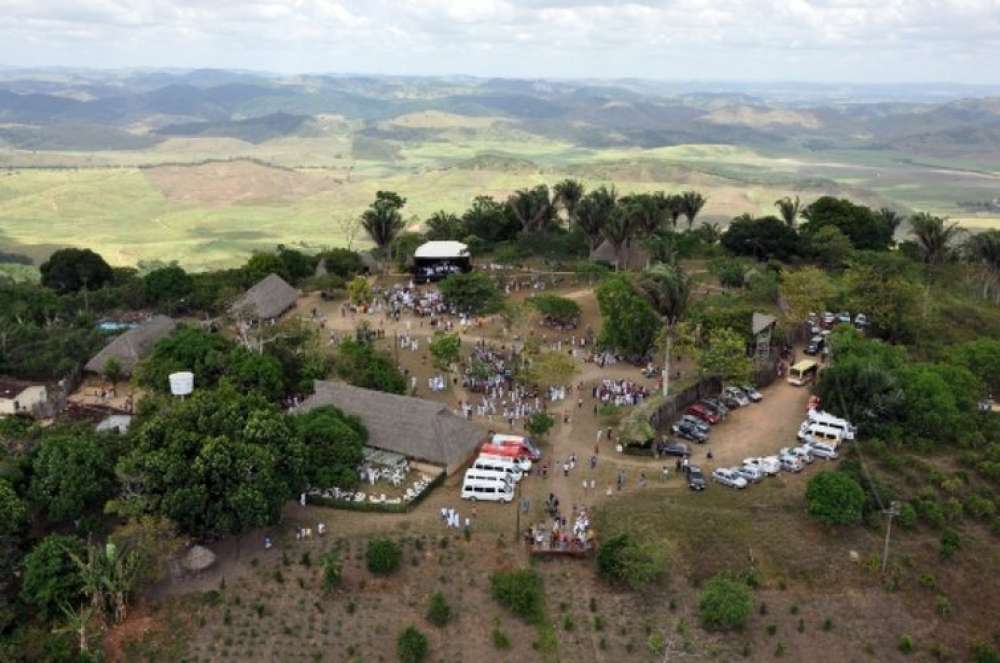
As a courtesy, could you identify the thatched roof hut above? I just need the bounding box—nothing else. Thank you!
[85,315,176,377]
[296,381,484,474]
[590,239,649,271]
[230,273,299,321]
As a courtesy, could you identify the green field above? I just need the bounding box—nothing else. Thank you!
[2,129,999,271]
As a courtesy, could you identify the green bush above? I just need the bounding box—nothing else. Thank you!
[367,538,402,575]
[595,533,667,590]
[965,495,997,520]
[426,591,452,627]
[19,534,86,620]
[397,625,429,663]
[492,628,512,650]
[805,471,866,526]
[490,569,545,624]
[321,550,343,591]
[939,529,961,560]
[699,574,753,631]
[971,642,999,663]
[899,634,915,655]
[897,502,918,529]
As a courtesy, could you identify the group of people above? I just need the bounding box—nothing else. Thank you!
[462,345,516,393]
[593,378,650,408]
[440,506,470,530]
[527,500,594,553]
[427,375,448,392]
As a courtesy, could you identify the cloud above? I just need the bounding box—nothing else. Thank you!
[1,0,999,82]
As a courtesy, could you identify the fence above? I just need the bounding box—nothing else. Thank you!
[646,376,723,432]
[306,469,446,514]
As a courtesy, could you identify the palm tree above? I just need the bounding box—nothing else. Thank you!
[876,207,904,234]
[66,541,142,626]
[679,191,707,231]
[700,222,722,244]
[53,603,100,657]
[360,190,407,274]
[575,185,617,251]
[620,193,666,238]
[909,212,963,267]
[638,264,691,397]
[553,179,585,224]
[666,194,684,229]
[507,185,557,233]
[965,229,1000,303]
[600,206,635,271]
[774,195,801,228]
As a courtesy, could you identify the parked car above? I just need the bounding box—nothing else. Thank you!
[721,393,742,410]
[804,335,825,356]
[736,464,765,483]
[687,466,706,491]
[743,456,780,476]
[685,404,720,425]
[821,311,836,327]
[712,468,748,489]
[660,441,692,457]
[701,398,730,417]
[806,441,839,460]
[836,311,852,324]
[778,454,804,472]
[740,384,763,402]
[854,313,869,329]
[680,414,711,434]
[780,446,815,464]
[673,420,708,443]
[725,386,751,407]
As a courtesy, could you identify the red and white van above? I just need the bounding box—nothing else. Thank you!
[490,433,542,461]
[480,444,533,472]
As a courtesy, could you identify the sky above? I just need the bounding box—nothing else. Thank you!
[2,0,1000,83]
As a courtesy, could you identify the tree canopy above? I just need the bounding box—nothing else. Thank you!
[801,197,899,251]
[292,406,366,490]
[805,471,866,526]
[29,429,118,524]
[39,248,114,294]
[596,274,660,358]
[438,272,504,315]
[721,215,801,262]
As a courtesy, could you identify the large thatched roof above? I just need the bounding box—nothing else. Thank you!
[85,315,176,376]
[296,381,484,472]
[752,312,777,336]
[590,239,649,271]
[230,273,299,320]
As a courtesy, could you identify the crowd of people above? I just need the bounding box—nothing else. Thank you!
[527,499,594,554]
[593,378,650,407]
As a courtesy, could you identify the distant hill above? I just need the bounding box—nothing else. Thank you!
[154,112,311,143]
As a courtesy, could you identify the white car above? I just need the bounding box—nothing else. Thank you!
[822,311,836,326]
[743,456,780,476]
[740,384,763,402]
[806,441,839,460]
[712,468,748,489]
[836,311,852,324]
[724,386,751,407]
[736,464,765,483]
[780,446,815,464]
[854,313,869,328]
[778,454,804,472]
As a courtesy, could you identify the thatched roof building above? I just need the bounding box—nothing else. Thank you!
[230,273,299,321]
[296,381,484,474]
[590,239,649,271]
[85,315,176,377]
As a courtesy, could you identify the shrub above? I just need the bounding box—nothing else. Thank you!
[699,574,753,631]
[397,625,429,663]
[805,471,865,525]
[367,538,402,575]
[490,569,545,624]
[19,534,86,620]
[935,595,953,619]
[491,628,512,650]
[426,592,452,627]
[971,642,999,663]
[965,495,997,520]
[648,632,666,656]
[321,551,342,592]
[939,529,961,560]
[897,502,918,529]
[595,533,667,590]
[899,634,915,655]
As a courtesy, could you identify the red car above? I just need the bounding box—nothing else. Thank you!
[685,404,720,425]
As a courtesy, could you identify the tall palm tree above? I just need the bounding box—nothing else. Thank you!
[909,212,963,267]
[575,185,617,250]
[666,194,684,229]
[638,263,691,397]
[360,190,407,274]
[507,185,557,233]
[621,193,666,238]
[553,179,585,224]
[679,191,707,231]
[600,206,635,271]
[876,207,904,234]
[965,229,1000,303]
[774,195,801,228]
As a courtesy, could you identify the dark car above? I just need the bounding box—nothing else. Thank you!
[701,398,729,417]
[687,465,706,491]
[658,441,691,457]
[672,420,708,443]
[804,335,825,356]
[685,404,720,425]
[720,394,741,410]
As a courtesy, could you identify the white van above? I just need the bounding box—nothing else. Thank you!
[471,456,523,483]
[806,410,856,440]
[461,477,514,502]
[799,422,845,448]
[480,452,532,473]
[464,469,513,489]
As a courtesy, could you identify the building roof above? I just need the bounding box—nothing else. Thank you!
[590,239,649,271]
[752,312,778,336]
[96,414,133,434]
[296,380,484,470]
[230,273,299,320]
[85,315,176,376]
[0,377,40,400]
[414,241,470,260]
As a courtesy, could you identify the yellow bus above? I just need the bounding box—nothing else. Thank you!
[787,359,819,387]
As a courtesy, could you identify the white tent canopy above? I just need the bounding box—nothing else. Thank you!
[414,241,470,260]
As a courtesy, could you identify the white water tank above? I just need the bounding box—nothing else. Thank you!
[168,371,194,396]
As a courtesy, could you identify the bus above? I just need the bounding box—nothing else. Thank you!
[787,359,819,387]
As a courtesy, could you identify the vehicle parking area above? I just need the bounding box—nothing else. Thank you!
[693,378,813,475]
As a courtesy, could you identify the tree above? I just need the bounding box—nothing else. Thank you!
[242,252,288,285]
[397,625,429,663]
[638,264,691,396]
[507,185,556,234]
[117,386,307,538]
[321,248,366,278]
[346,275,373,306]
[333,213,363,251]
[774,195,801,227]
[801,197,898,251]
[621,192,667,238]
[40,248,114,294]
[321,550,343,591]
[699,574,752,631]
[806,225,854,269]
[0,479,26,536]
[843,262,920,343]
[66,541,143,625]
[293,406,366,489]
[20,534,86,620]
[780,267,836,327]
[462,195,521,244]
[391,231,425,271]
[553,179,585,223]
[596,533,667,590]
[361,191,407,273]
[952,338,1000,395]
[223,346,285,401]
[600,206,635,271]
[366,538,402,574]
[678,190,707,231]
[710,257,746,290]
[721,215,801,262]
[102,357,124,386]
[964,230,1000,303]
[275,245,315,284]
[334,337,406,394]
[806,471,866,526]
[426,591,452,627]
[429,333,461,371]
[908,212,963,269]
[30,430,117,524]
[143,264,193,307]
[900,363,980,444]
[596,274,659,358]
[816,355,904,427]
[423,211,465,241]
[438,272,504,315]
[575,186,617,250]
[527,294,581,327]
[108,515,185,591]
[490,569,545,624]
[526,413,555,441]
[135,325,232,392]
[697,327,751,385]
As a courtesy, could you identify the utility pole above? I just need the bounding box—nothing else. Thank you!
[881,500,901,574]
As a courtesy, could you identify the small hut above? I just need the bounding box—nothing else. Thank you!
[230,274,299,322]
[590,239,649,271]
[412,241,472,283]
[85,315,176,378]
